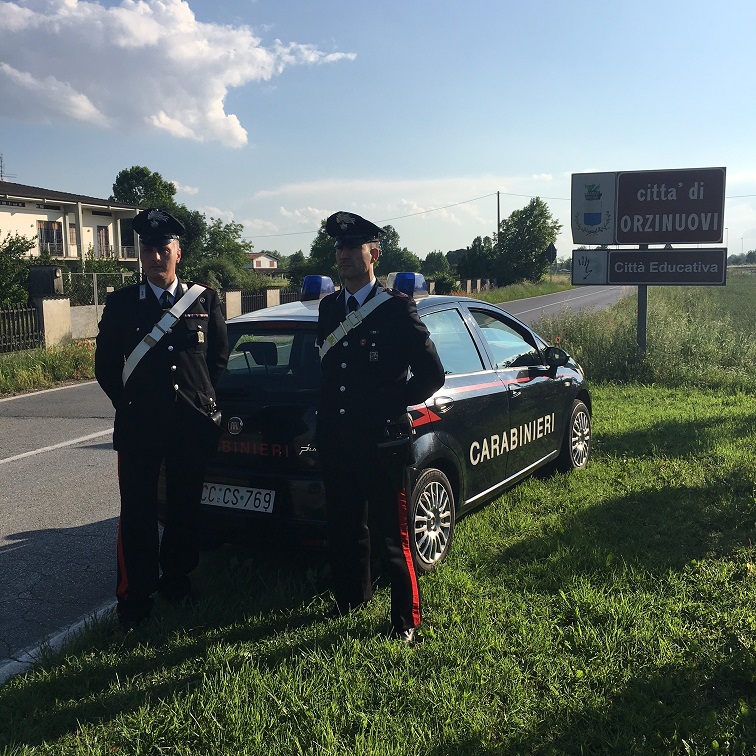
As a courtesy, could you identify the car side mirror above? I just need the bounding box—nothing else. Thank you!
[543,346,569,368]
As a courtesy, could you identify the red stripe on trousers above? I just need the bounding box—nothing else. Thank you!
[396,488,421,627]
[115,453,129,603]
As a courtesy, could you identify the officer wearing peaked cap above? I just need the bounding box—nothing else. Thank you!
[132,207,185,242]
[316,211,445,644]
[95,207,229,632]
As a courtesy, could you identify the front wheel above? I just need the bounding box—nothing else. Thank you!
[408,468,455,574]
[556,399,591,472]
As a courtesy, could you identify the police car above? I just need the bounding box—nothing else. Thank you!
[199,274,591,573]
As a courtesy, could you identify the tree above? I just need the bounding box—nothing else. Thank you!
[286,251,310,289]
[457,235,495,279]
[179,216,257,289]
[110,166,178,209]
[420,250,451,279]
[493,197,562,285]
[445,248,465,272]
[374,225,420,277]
[0,232,35,306]
[308,220,339,281]
[421,250,456,293]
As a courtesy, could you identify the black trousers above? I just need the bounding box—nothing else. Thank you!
[320,425,420,632]
[115,406,212,620]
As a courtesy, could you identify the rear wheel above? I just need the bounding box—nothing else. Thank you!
[409,468,455,574]
[557,399,591,472]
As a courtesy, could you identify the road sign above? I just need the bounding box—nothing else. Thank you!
[607,248,727,285]
[544,242,557,263]
[615,168,726,244]
[571,167,726,246]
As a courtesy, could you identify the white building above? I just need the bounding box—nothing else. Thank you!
[245,252,279,271]
[0,180,139,269]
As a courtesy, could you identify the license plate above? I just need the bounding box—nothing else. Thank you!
[202,482,275,513]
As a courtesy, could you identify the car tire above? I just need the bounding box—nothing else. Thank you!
[556,399,591,472]
[408,468,455,574]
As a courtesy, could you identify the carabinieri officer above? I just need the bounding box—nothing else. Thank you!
[316,211,445,644]
[95,208,228,632]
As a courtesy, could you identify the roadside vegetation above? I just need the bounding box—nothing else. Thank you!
[0,339,96,396]
[1,274,754,754]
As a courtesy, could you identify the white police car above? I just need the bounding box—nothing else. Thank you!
[199,274,591,572]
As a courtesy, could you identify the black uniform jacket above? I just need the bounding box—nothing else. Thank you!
[95,279,229,451]
[316,284,444,430]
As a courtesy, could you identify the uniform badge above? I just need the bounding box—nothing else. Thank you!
[335,212,356,230]
[147,209,169,227]
[369,351,378,361]
[197,331,205,343]
[139,284,146,300]
[360,338,367,347]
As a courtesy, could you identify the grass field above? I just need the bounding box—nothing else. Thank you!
[0,274,754,754]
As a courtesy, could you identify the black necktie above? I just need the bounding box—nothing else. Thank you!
[160,291,173,309]
[347,295,358,313]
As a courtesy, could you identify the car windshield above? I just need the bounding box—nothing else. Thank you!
[218,324,321,396]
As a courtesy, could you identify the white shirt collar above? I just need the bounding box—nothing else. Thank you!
[147,278,180,303]
[345,278,377,309]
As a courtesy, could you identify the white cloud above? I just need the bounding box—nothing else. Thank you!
[0,62,109,126]
[241,217,281,234]
[171,180,199,196]
[0,0,355,147]
[199,206,235,222]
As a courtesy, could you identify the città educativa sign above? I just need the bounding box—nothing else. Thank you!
[607,248,726,286]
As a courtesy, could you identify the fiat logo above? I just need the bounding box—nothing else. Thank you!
[227,417,243,435]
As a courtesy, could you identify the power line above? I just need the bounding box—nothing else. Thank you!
[243,190,548,241]
[243,187,756,242]
[379,192,497,222]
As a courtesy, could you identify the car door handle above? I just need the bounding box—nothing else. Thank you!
[432,396,455,413]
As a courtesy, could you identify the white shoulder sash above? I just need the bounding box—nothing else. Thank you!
[318,290,392,359]
[122,283,206,386]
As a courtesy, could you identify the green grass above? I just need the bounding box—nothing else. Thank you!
[0,340,95,395]
[471,273,574,304]
[1,274,755,754]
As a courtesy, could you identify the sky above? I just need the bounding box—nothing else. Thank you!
[2,0,756,262]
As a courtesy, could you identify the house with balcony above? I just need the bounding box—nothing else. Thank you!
[0,180,140,269]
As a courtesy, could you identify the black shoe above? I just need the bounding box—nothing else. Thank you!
[157,574,194,604]
[392,627,417,645]
[117,599,152,633]
[118,615,143,634]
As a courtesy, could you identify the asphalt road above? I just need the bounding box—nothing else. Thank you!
[0,382,117,679]
[496,284,631,325]
[0,284,631,680]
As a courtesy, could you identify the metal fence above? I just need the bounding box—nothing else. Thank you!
[63,272,139,306]
[0,306,44,353]
[241,291,266,313]
[280,288,300,304]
